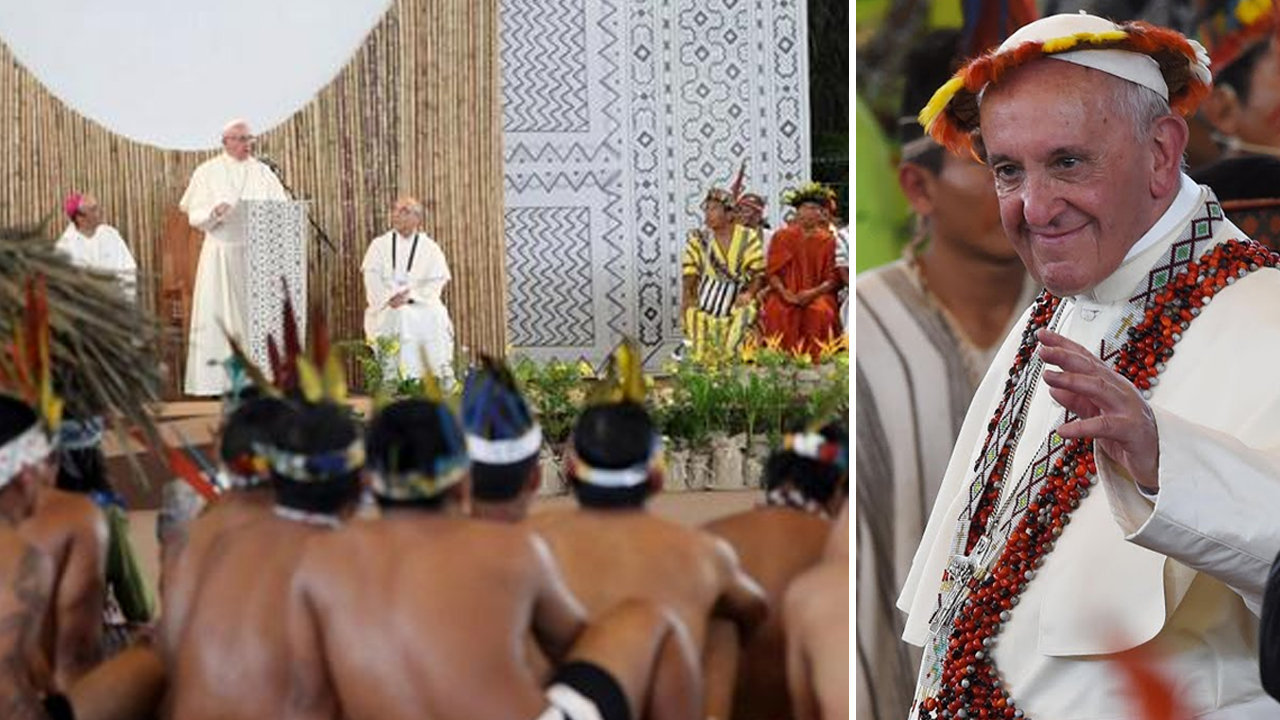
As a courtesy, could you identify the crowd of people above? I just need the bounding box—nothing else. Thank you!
[680,180,848,366]
[0,260,850,720]
[858,3,1280,719]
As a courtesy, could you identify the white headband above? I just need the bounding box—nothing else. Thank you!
[0,425,51,489]
[465,425,542,466]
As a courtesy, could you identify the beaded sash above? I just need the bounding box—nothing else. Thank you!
[914,197,1279,719]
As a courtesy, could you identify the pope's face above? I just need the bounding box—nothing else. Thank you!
[223,125,255,161]
[979,61,1161,296]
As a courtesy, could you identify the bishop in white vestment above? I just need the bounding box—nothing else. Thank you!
[179,120,287,396]
[57,192,138,301]
[362,197,456,386]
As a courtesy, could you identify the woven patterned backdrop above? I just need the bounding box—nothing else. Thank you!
[0,0,504,397]
[500,0,811,366]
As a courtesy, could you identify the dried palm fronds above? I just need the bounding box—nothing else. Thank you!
[0,220,163,487]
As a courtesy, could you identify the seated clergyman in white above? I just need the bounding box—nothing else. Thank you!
[361,196,456,385]
[57,192,138,300]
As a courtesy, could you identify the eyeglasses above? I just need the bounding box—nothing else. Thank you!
[226,135,255,142]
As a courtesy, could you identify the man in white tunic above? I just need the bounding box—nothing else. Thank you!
[361,196,456,386]
[179,119,287,396]
[57,192,138,301]
[899,14,1280,720]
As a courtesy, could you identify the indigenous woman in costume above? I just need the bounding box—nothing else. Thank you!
[680,188,765,364]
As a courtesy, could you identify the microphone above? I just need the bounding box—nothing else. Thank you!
[257,153,282,175]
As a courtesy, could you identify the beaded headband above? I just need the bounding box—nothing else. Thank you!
[370,452,470,502]
[57,417,104,451]
[260,438,365,483]
[782,431,848,471]
[217,451,271,490]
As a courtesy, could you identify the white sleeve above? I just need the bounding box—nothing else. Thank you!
[109,229,139,302]
[1097,408,1280,614]
[361,238,391,309]
[409,239,451,304]
[179,165,221,231]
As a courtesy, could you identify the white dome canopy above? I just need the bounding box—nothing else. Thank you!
[0,0,391,150]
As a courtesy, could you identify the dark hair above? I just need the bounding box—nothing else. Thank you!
[1215,38,1271,107]
[568,403,657,508]
[898,29,967,146]
[0,395,37,448]
[270,402,362,515]
[472,457,537,502]
[220,396,290,465]
[366,399,466,478]
[373,492,450,512]
[56,446,110,495]
[1191,155,1280,202]
[762,421,848,506]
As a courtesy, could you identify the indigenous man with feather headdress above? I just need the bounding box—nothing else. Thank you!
[531,340,767,719]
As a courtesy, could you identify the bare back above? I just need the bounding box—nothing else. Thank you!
[704,507,831,720]
[18,488,107,690]
[532,508,764,651]
[0,526,55,718]
[159,489,273,659]
[166,514,332,720]
[784,561,849,720]
[286,513,583,720]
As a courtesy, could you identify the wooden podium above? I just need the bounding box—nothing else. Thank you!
[160,201,309,398]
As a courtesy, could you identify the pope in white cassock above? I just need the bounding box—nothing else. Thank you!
[362,196,456,385]
[179,119,287,396]
[57,192,138,301]
[899,13,1280,720]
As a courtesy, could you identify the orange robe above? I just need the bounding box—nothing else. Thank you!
[760,224,839,359]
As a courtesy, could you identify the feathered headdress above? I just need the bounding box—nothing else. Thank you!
[782,182,839,214]
[223,278,348,405]
[920,13,1213,158]
[781,426,848,472]
[368,398,469,502]
[0,223,163,488]
[461,356,542,466]
[0,276,61,490]
[567,339,664,488]
[1195,0,1279,76]
[224,279,360,484]
[0,275,63,434]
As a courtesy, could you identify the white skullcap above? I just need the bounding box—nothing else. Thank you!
[221,118,251,136]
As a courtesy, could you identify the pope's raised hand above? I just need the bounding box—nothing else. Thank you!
[1038,328,1160,491]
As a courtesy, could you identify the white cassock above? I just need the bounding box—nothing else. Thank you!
[361,229,455,384]
[56,223,138,301]
[179,152,287,396]
[898,176,1280,719]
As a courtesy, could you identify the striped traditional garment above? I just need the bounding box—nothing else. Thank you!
[681,224,764,364]
[854,258,1034,720]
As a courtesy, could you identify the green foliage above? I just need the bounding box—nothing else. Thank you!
[510,356,587,445]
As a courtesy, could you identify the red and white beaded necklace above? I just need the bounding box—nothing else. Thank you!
[917,233,1279,720]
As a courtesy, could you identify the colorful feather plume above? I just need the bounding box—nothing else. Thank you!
[589,338,647,406]
[0,275,64,431]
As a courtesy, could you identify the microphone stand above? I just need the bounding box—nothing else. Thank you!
[257,154,338,252]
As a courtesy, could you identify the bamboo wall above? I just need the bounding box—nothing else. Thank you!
[0,0,505,396]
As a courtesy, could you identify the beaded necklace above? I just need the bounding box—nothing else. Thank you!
[919,238,1279,720]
